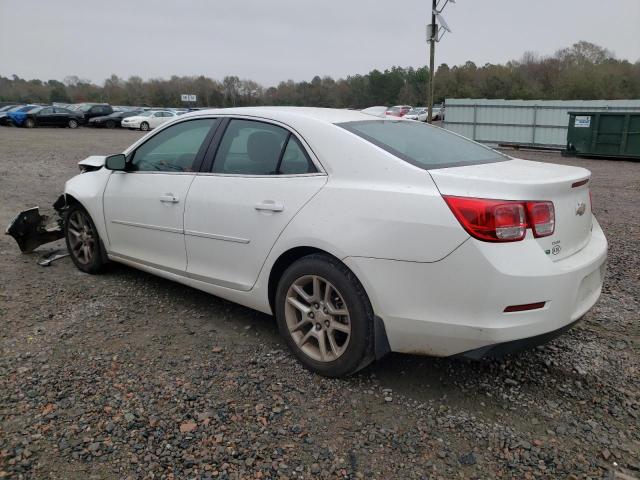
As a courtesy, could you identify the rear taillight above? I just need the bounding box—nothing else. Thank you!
[526,201,555,238]
[443,196,555,242]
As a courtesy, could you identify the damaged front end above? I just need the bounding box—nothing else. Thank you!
[5,195,68,253]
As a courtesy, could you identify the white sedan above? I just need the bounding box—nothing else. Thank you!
[55,107,607,377]
[121,110,177,131]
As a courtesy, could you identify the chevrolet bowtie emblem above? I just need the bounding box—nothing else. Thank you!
[575,202,586,216]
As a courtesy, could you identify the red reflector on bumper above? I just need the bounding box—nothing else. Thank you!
[504,302,546,313]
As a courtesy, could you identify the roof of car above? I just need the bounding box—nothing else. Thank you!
[182,107,384,125]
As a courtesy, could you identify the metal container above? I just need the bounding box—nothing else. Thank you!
[443,99,640,149]
[565,111,640,159]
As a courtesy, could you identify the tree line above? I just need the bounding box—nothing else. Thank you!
[1,42,638,108]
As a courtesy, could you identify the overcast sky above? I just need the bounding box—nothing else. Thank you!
[1,0,638,87]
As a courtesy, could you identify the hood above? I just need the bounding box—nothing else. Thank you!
[78,155,106,168]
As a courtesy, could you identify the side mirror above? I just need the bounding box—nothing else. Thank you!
[105,154,126,171]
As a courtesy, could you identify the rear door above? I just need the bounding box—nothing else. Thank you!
[184,118,326,291]
[37,107,56,126]
[149,112,166,129]
[103,118,219,271]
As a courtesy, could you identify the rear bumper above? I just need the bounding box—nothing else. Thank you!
[457,317,582,360]
[344,219,607,357]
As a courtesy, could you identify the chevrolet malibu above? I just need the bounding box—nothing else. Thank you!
[53,107,607,377]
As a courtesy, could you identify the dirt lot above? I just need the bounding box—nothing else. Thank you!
[0,127,638,480]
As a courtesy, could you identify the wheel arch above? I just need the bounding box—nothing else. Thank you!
[266,246,391,361]
[61,193,109,264]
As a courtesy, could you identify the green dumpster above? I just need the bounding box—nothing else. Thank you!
[564,111,640,159]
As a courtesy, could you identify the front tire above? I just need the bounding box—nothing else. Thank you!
[275,254,374,377]
[68,119,79,129]
[64,205,106,274]
[105,120,116,129]
[140,122,149,131]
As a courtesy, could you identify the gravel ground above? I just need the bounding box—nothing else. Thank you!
[0,128,638,480]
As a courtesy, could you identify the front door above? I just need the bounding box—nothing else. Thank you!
[184,118,326,291]
[103,118,218,272]
[36,107,56,126]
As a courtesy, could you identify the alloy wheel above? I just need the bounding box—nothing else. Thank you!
[284,275,351,363]
[67,210,96,265]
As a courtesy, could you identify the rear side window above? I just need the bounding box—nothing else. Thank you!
[338,120,506,170]
[212,119,316,175]
[279,136,315,174]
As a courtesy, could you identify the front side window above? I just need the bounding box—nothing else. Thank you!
[338,120,506,170]
[39,107,53,115]
[129,119,216,172]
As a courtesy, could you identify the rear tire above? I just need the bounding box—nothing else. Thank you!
[64,204,106,274]
[275,254,375,377]
[24,118,35,128]
[140,122,149,131]
[68,119,79,129]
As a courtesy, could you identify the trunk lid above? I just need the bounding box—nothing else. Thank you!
[430,158,593,261]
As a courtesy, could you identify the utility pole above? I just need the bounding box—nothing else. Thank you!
[426,0,454,124]
[427,0,437,124]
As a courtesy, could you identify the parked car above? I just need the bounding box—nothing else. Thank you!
[18,106,84,128]
[26,107,605,378]
[120,110,178,131]
[405,107,428,122]
[360,106,388,117]
[88,110,145,129]
[0,105,25,125]
[0,104,19,114]
[404,106,444,122]
[74,103,114,123]
[5,105,43,126]
[385,105,412,117]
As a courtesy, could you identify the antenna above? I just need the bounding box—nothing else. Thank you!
[435,12,451,33]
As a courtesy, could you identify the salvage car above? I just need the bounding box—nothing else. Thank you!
[73,103,114,123]
[19,106,84,128]
[5,105,43,126]
[88,110,144,128]
[6,107,607,377]
[120,110,177,131]
[385,105,412,117]
[0,104,23,124]
[404,107,428,122]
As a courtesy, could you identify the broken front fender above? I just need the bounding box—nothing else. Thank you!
[5,195,67,253]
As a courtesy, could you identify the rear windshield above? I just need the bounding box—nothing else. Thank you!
[338,120,506,170]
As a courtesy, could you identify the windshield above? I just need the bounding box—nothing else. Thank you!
[338,120,506,170]
[19,105,40,112]
[407,108,426,115]
[136,111,154,117]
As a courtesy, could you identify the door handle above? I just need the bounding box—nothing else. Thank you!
[159,194,179,204]
[255,200,284,212]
